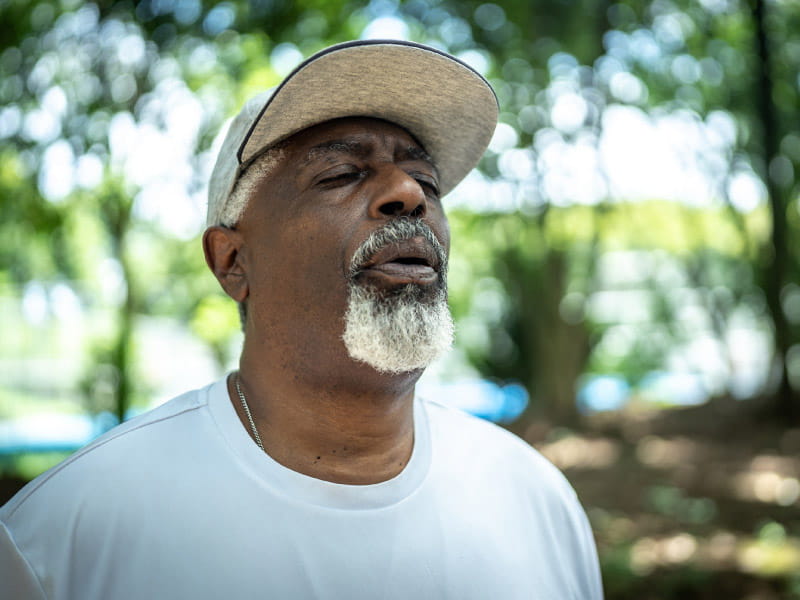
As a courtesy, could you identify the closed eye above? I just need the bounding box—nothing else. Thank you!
[413,176,440,199]
[318,171,364,186]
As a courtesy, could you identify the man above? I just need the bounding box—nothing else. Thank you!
[1,40,603,599]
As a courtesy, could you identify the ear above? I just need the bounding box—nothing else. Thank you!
[202,226,249,303]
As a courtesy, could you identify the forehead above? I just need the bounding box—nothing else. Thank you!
[276,117,434,166]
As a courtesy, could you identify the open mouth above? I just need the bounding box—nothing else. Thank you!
[356,237,440,284]
[392,256,430,266]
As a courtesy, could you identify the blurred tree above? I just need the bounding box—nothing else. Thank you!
[448,210,601,426]
[418,0,800,424]
[0,0,360,419]
[751,0,799,421]
[1,0,798,427]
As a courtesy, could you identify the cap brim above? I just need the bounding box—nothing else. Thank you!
[239,40,498,197]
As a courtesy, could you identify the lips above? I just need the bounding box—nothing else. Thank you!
[357,237,440,285]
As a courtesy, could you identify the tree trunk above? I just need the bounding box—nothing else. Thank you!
[104,189,135,424]
[752,0,798,422]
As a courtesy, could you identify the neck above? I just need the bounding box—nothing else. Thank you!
[231,350,421,485]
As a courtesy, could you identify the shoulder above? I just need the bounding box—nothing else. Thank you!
[419,398,603,598]
[421,397,558,468]
[420,397,579,504]
[0,380,217,522]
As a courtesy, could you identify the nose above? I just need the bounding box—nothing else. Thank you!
[367,164,427,219]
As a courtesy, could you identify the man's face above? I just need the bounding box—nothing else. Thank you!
[233,117,452,373]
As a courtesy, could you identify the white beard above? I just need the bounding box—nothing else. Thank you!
[342,283,454,374]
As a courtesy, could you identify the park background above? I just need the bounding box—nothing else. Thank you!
[1,0,799,597]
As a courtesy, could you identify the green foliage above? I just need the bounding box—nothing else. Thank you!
[190,294,241,366]
[1,0,799,428]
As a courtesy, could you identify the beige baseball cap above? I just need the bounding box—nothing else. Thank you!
[206,39,499,227]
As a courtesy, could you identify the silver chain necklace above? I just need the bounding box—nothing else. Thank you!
[234,373,265,452]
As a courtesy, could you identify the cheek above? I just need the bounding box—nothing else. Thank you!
[430,214,450,253]
[263,220,352,292]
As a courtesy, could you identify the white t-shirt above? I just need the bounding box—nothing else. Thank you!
[1,378,603,600]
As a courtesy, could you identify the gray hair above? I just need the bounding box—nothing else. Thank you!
[219,145,287,227]
[342,284,453,374]
[217,144,287,329]
[342,219,452,373]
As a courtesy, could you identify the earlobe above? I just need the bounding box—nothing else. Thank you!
[202,226,249,303]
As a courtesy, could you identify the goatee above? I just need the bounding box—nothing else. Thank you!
[342,220,454,374]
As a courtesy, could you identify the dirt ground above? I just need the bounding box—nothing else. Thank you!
[527,399,800,599]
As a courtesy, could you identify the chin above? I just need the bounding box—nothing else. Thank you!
[341,281,454,374]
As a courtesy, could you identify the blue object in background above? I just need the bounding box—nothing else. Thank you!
[577,370,710,414]
[0,379,531,456]
[577,374,631,414]
[0,411,119,456]
[0,369,716,457]
[423,379,529,424]
[637,371,708,406]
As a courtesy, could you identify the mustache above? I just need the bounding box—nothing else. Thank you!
[349,218,447,279]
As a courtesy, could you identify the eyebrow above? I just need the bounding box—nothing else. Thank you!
[303,140,367,165]
[302,139,439,177]
[400,145,436,169]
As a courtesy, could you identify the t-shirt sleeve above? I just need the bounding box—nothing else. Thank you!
[522,444,604,599]
[1,520,47,600]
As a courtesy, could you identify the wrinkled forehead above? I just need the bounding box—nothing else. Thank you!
[264,116,437,171]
